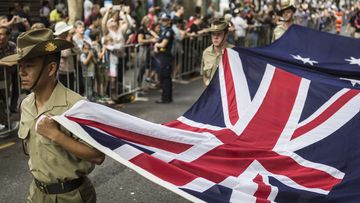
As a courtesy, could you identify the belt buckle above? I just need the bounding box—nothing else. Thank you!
[38,182,48,194]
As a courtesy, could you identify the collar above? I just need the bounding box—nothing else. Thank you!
[28,82,68,118]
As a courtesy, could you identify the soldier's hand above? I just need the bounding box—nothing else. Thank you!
[36,115,61,142]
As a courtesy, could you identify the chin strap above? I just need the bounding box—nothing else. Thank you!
[215,31,228,50]
[29,58,47,91]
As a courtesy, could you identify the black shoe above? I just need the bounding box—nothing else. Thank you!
[155,99,172,104]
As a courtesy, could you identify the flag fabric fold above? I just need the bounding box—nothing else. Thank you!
[53,26,360,202]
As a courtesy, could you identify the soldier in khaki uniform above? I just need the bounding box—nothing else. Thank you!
[201,19,234,86]
[0,29,105,202]
[272,0,296,42]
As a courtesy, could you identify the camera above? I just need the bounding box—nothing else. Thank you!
[14,16,26,24]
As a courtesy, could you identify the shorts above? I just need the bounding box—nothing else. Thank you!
[109,63,117,77]
[95,65,106,84]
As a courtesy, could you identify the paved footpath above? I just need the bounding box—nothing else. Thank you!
[0,78,204,203]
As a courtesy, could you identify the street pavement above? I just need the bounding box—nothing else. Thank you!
[0,78,204,203]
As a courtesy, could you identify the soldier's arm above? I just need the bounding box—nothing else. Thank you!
[200,51,205,76]
[200,51,209,86]
[36,116,105,165]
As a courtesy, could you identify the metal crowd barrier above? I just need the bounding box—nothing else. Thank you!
[0,65,20,138]
[60,36,212,102]
[244,24,272,48]
[57,44,141,103]
[173,34,211,80]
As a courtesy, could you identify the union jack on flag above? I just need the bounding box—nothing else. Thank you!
[53,26,360,202]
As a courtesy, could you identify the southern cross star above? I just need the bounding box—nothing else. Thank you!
[345,57,360,66]
[339,78,360,87]
[291,54,318,66]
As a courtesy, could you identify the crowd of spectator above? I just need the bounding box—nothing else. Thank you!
[0,0,360,134]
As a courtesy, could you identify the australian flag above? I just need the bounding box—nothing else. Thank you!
[53,25,360,202]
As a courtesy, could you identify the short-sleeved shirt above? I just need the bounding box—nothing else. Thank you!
[72,35,91,50]
[172,16,183,25]
[158,26,174,57]
[138,26,152,44]
[18,82,94,183]
[272,23,288,42]
[80,53,95,77]
[189,23,200,34]
[59,48,76,74]
[137,26,152,56]
[201,43,234,86]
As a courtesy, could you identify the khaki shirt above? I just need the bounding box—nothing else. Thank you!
[18,82,94,183]
[272,22,290,42]
[200,43,234,86]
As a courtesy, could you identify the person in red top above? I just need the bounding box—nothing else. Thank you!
[334,6,343,35]
[147,6,158,29]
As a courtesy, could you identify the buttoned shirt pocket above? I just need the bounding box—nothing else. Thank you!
[18,122,30,139]
[203,58,216,71]
[203,59,216,78]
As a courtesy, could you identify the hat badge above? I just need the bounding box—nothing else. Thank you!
[17,48,23,56]
[45,42,57,52]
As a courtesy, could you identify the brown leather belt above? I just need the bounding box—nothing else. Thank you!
[34,177,84,194]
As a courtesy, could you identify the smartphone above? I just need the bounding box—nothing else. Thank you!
[113,5,122,11]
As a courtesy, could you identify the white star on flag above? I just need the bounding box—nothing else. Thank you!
[291,54,318,66]
[345,57,360,66]
[339,78,360,87]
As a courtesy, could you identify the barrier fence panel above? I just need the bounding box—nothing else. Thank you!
[244,25,272,47]
[172,34,211,80]
[120,44,139,97]
[0,66,20,137]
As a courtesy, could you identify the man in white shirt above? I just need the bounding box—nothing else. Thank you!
[231,8,248,46]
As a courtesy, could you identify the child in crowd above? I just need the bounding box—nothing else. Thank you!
[80,40,96,100]
[137,16,158,89]
[89,30,106,101]
[102,35,118,101]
